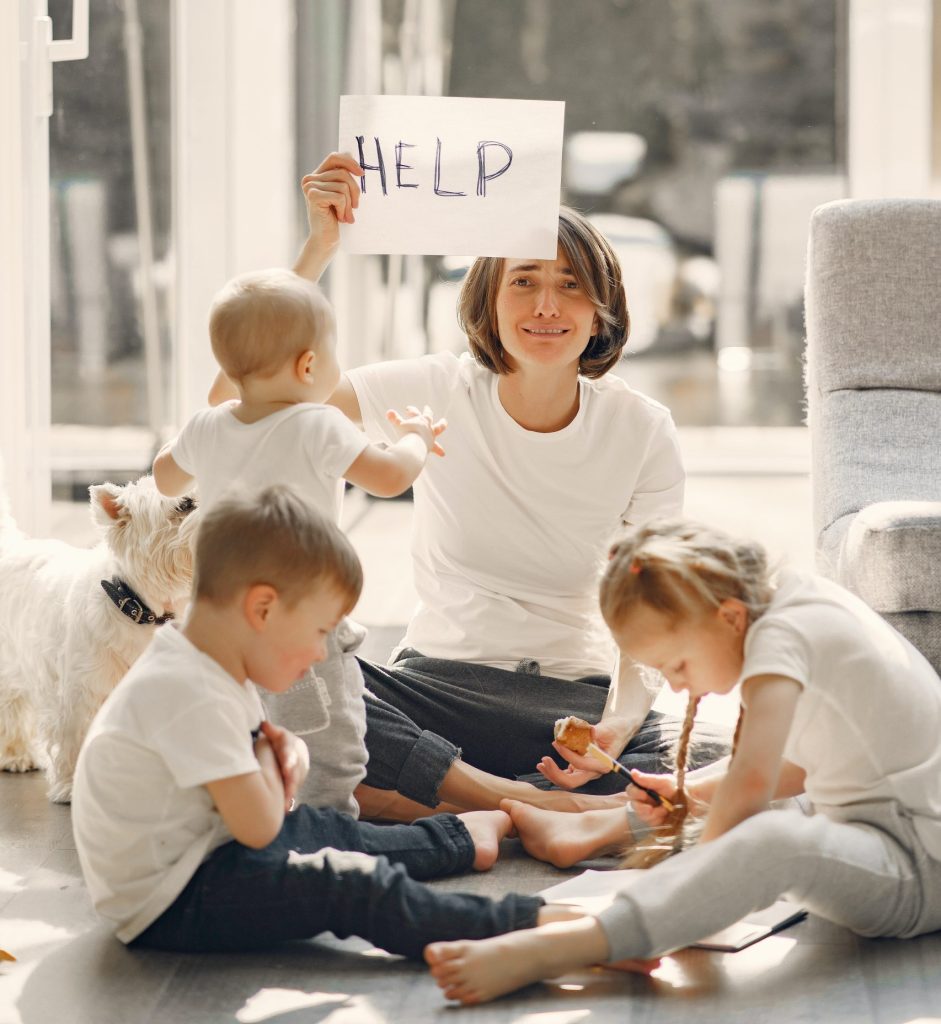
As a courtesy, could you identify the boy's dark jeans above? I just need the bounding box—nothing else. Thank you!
[132,805,542,959]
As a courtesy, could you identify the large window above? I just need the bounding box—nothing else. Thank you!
[3,0,937,525]
[299,1,849,429]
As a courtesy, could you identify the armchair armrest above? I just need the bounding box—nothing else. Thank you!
[840,501,941,613]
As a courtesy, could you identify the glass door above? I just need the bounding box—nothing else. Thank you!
[0,0,89,531]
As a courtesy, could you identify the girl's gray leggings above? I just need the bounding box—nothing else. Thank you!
[597,802,941,961]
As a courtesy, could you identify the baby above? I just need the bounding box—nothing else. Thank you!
[153,268,445,814]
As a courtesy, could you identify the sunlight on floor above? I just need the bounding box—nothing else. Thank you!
[235,988,349,1023]
[714,935,798,979]
[512,1009,592,1024]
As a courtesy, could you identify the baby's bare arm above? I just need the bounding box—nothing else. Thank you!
[344,406,446,497]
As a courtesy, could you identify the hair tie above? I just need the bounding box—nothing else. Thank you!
[629,561,642,575]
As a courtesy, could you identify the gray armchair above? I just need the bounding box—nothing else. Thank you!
[805,198,941,673]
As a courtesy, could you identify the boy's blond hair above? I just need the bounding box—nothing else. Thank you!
[209,269,334,383]
[193,484,362,612]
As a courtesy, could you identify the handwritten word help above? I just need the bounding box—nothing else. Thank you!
[355,136,514,198]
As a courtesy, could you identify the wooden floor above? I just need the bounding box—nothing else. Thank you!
[4,766,941,1024]
[4,459,941,1022]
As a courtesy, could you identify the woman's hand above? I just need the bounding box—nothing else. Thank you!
[260,720,309,812]
[535,719,624,790]
[299,152,364,265]
[386,404,447,456]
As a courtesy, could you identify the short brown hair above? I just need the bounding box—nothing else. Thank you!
[457,206,630,379]
[209,269,334,383]
[193,485,362,612]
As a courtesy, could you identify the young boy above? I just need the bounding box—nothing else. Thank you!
[71,485,558,957]
[151,268,446,816]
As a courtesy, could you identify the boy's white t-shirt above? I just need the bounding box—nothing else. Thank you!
[170,401,369,516]
[346,352,684,679]
[740,570,941,856]
[72,625,265,943]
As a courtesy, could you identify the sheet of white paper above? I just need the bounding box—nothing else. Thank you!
[338,95,564,257]
[539,869,641,914]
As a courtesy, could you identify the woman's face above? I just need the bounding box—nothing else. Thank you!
[494,244,599,375]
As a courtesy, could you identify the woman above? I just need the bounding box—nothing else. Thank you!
[237,152,725,819]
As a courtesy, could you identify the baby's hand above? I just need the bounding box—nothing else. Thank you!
[261,720,309,811]
[386,405,447,456]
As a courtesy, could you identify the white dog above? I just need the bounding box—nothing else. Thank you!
[0,476,198,802]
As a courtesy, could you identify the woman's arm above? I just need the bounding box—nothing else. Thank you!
[208,371,238,406]
[599,653,659,755]
[326,375,364,426]
[294,152,364,283]
[205,735,285,849]
[699,673,801,843]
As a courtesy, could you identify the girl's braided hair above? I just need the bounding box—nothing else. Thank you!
[599,518,774,868]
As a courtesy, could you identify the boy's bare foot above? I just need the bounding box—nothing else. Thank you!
[501,800,629,868]
[457,809,513,871]
[425,917,640,1005]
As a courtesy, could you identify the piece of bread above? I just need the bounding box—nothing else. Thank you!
[553,715,593,755]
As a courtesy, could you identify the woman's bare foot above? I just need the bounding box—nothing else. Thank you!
[457,809,513,870]
[424,917,620,1005]
[501,800,629,868]
[526,788,629,813]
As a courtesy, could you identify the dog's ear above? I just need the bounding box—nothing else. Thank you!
[89,483,128,527]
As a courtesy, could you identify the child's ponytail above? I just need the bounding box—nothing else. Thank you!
[622,693,701,868]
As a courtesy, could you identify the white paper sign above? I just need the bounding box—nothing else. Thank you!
[338,95,565,257]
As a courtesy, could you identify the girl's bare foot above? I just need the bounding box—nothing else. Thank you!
[457,809,513,871]
[424,917,621,1005]
[500,800,629,868]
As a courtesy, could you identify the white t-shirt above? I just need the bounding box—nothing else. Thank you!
[740,570,941,856]
[170,401,369,517]
[72,625,266,943]
[346,352,684,678]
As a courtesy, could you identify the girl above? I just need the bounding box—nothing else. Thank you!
[424,518,941,1004]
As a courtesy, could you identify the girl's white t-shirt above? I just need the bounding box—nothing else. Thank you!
[170,401,369,517]
[740,570,941,856]
[72,626,265,942]
[346,352,685,679]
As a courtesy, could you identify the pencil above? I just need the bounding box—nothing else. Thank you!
[586,742,676,813]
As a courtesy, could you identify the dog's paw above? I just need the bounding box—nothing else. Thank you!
[46,779,73,804]
[0,753,40,774]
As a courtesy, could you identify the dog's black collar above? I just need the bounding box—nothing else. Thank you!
[100,578,174,626]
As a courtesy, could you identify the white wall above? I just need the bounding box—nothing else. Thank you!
[848,0,935,198]
[173,0,295,424]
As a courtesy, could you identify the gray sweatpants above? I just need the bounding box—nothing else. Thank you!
[597,801,941,961]
[258,618,368,817]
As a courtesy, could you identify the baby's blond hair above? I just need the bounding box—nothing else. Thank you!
[209,269,334,383]
[193,484,362,612]
[601,518,774,868]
